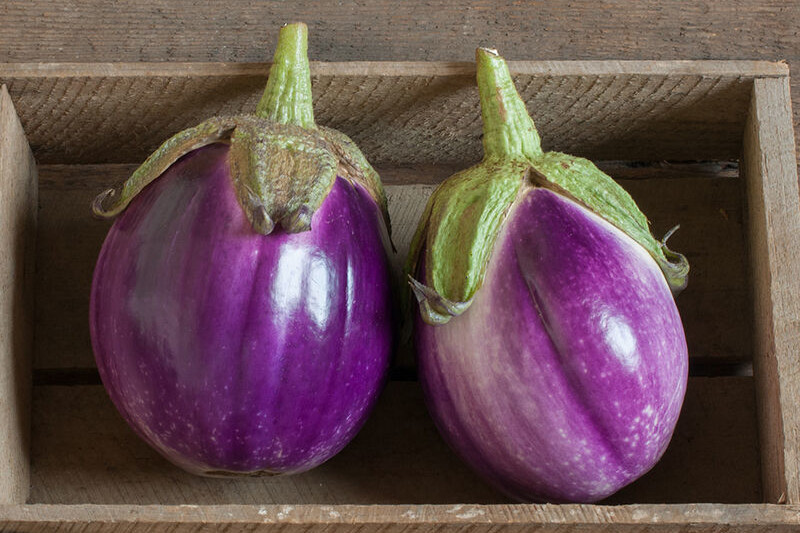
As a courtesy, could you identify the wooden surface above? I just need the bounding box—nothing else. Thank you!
[0,6,798,523]
[742,77,800,505]
[27,379,760,506]
[34,163,750,370]
[0,62,773,166]
[0,86,37,504]
[0,0,798,167]
[1,503,800,533]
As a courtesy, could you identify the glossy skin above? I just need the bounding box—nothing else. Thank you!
[90,143,392,475]
[416,188,688,502]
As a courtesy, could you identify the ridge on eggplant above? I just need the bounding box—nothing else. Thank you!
[92,23,389,237]
[406,48,688,325]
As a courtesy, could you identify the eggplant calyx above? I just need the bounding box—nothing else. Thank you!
[408,276,472,325]
[405,160,527,325]
[91,115,388,236]
[227,118,338,234]
[319,126,392,239]
[92,117,238,218]
[477,47,690,292]
[659,226,690,294]
[92,22,390,236]
[528,152,690,293]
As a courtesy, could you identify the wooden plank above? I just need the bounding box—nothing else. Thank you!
[1,503,800,533]
[33,165,751,370]
[28,382,502,506]
[742,77,800,505]
[28,378,759,506]
[0,2,797,66]
[0,85,37,504]
[2,0,799,174]
[0,60,788,78]
[0,65,755,165]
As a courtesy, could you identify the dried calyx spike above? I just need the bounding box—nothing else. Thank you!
[93,22,389,236]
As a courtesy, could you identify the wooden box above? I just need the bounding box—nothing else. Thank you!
[1,60,799,531]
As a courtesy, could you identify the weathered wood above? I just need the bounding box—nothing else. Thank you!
[0,2,796,66]
[28,379,759,506]
[1,502,800,533]
[33,164,750,369]
[0,55,795,527]
[741,77,800,505]
[0,85,37,504]
[0,60,789,78]
[0,62,765,165]
[2,0,799,172]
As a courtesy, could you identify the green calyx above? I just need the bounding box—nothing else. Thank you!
[93,22,389,235]
[407,48,688,325]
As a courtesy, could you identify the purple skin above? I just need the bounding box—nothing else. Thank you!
[90,143,393,475]
[416,188,688,502]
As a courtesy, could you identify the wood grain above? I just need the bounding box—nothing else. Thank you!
[33,164,751,370]
[1,0,798,170]
[741,77,800,505]
[0,85,37,504]
[0,63,762,165]
[0,2,796,65]
[1,503,799,533]
[0,3,797,528]
[27,378,759,506]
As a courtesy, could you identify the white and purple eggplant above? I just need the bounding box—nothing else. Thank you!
[89,23,393,476]
[407,49,690,503]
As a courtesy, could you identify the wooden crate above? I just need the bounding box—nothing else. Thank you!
[1,60,799,531]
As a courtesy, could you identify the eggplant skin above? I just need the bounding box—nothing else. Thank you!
[90,143,393,476]
[415,188,688,503]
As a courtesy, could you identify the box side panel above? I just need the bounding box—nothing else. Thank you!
[742,77,800,504]
[0,85,37,503]
[2,69,752,165]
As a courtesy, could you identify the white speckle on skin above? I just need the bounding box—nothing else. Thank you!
[601,314,640,369]
[402,510,418,519]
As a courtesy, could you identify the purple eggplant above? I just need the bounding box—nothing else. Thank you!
[89,23,392,476]
[406,49,689,502]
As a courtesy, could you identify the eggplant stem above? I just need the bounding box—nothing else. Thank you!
[256,22,316,129]
[476,47,542,161]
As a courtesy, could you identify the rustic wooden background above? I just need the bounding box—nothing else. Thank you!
[2,0,800,516]
[1,0,797,167]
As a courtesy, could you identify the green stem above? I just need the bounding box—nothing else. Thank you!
[256,22,316,128]
[476,47,542,161]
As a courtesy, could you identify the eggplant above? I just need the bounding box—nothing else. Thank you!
[406,48,689,502]
[89,23,393,476]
